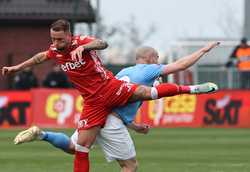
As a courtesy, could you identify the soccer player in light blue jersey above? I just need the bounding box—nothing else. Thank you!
[14,42,219,172]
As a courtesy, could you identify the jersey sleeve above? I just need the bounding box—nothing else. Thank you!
[46,46,57,59]
[144,64,165,80]
[78,35,95,45]
[115,69,126,79]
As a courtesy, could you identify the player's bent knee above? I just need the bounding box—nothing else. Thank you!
[130,159,138,172]
[77,127,100,148]
[129,85,151,102]
[118,159,138,172]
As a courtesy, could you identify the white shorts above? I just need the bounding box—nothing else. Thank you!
[71,114,136,162]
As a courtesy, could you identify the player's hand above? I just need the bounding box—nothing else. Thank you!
[202,42,220,53]
[2,66,19,76]
[134,124,150,134]
[71,46,85,62]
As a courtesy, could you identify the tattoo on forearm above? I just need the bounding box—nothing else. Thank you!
[84,40,108,50]
[33,54,43,64]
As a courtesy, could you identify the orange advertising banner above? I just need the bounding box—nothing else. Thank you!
[1,89,250,128]
[0,91,32,128]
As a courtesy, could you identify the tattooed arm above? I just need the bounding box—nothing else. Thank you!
[71,39,108,61]
[2,51,49,76]
[82,39,108,51]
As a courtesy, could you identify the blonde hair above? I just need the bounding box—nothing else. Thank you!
[135,46,156,60]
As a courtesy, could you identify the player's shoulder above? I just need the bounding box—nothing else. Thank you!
[140,64,164,70]
[46,44,59,59]
[116,65,135,77]
[116,68,128,77]
[146,64,163,67]
[47,44,58,55]
[140,64,165,79]
[48,44,57,51]
[120,65,137,73]
[72,35,81,44]
[73,35,84,41]
[119,64,162,74]
[74,35,95,45]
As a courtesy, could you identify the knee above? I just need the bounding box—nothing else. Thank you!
[130,160,138,172]
[76,126,100,148]
[134,86,151,100]
[120,159,138,172]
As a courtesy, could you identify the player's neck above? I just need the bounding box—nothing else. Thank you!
[136,59,148,64]
[57,43,71,53]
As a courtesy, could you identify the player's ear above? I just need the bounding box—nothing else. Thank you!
[65,31,72,39]
[63,30,70,35]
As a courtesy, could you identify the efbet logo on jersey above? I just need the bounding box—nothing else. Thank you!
[61,60,86,72]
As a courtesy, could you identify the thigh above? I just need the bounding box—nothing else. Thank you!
[103,79,138,107]
[79,103,111,130]
[96,115,136,162]
[76,103,111,148]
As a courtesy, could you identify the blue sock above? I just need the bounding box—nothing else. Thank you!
[41,131,70,152]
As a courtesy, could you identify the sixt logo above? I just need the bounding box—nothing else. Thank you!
[61,60,85,72]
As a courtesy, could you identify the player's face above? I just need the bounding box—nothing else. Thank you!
[50,30,71,51]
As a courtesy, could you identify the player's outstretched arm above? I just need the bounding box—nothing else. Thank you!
[161,42,220,75]
[2,51,49,76]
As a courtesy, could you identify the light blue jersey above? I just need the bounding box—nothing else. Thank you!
[113,64,164,124]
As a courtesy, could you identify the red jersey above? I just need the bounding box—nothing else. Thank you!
[46,35,115,100]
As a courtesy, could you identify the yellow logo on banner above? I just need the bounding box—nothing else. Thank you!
[147,95,196,120]
[46,94,61,118]
[164,95,196,113]
[75,95,83,113]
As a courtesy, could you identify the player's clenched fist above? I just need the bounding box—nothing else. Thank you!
[1,66,19,76]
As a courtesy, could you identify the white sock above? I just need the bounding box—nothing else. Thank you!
[189,85,198,94]
[76,144,90,153]
[38,131,46,140]
[151,87,158,99]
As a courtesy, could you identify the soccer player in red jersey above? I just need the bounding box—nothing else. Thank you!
[2,19,218,172]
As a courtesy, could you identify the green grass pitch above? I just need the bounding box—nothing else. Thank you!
[1,128,250,172]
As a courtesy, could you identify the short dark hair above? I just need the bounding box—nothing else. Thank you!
[50,19,71,32]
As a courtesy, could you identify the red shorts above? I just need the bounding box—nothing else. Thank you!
[77,79,138,130]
